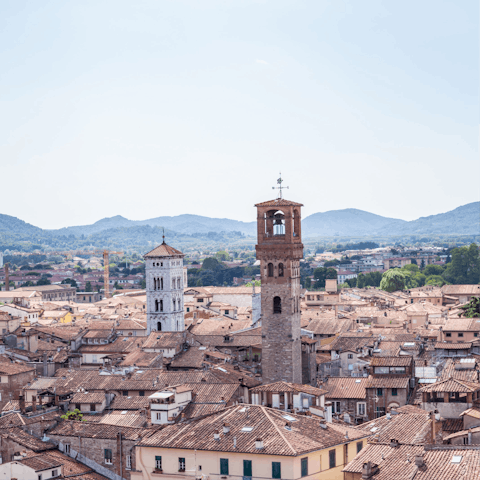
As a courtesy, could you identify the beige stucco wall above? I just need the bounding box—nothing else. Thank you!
[134,440,363,480]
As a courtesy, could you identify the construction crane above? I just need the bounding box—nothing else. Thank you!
[103,250,124,299]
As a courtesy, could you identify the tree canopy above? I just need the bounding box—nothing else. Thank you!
[380,269,406,292]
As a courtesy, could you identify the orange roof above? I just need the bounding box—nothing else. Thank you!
[144,242,184,258]
[254,198,303,207]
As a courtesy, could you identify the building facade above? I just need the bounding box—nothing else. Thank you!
[255,197,304,384]
[144,241,185,334]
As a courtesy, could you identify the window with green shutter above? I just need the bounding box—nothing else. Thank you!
[220,458,229,475]
[155,456,162,470]
[104,449,112,464]
[301,457,308,477]
[243,459,252,478]
[357,441,363,453]
[329,449,336,469]
[272,462,281,479]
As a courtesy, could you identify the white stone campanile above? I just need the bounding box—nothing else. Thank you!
[144,241,185,334]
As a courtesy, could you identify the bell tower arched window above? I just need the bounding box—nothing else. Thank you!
[273,296,282,314]
[160,278,163,290]
[278,263,284,277]
[157,321,162,331]
[155,299,159,312]
[154,278,157,290]
[268,263,274,277]
[159,300,163,312]
[273,211,285,235]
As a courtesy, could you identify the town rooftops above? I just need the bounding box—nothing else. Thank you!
[138,404,367,456]
[344,444,480,480]
[320,377,368,399]
[144,242,184,258]
[370,357,413,367]
[250,381,328,396]
[442,285,480,295]
[69,392,106,404]
[418,377,480,393]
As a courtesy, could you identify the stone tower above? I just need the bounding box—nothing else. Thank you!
[144,240,185,334]
[255,197,304,384]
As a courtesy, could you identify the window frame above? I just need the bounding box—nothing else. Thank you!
[356,441,363,453]
[104,448,113,465]
[155,456,162,471]
[179,457,186,472]
[392,388,398,396]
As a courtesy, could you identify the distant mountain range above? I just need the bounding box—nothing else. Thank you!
[0,202,478,244]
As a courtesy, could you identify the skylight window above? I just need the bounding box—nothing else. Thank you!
[370,427,378,432]
[451,456,462,464]
[355,379,361,383]
[241,427,254,432]
[282,415,296,422]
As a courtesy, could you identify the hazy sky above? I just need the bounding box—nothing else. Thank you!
[1,0,478,229]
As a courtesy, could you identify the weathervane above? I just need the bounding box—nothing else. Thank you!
[162,227,165,244]
[272,173,288,199]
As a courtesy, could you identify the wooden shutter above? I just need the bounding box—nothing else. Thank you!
[220,458,229,475]
[272,462,281,479]
[243,460,252,477]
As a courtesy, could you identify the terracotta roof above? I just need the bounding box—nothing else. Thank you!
[109,395,151,410]
[250,381,328,396]
[98,411,147,428]
[320,377,368,399]
[305,317,352,335]
[418,378,480,393]
[254,198,303,207]
[356,411,432,445]
[143,331,185,349]
[20,454,62,471]
[440,359,479,383]
[144,242,184,258]
[138,405,367,455]
[0,427,56,452]
[48,419,147,440]
[442,285,480,295]
[70,392,106,404]
[442,418,464,433]
[434,342,472,350]
[459,406,480,420]
[366,376,410,389]
[370,357,413,367]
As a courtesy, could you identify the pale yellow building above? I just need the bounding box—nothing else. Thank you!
[132,405,370,480]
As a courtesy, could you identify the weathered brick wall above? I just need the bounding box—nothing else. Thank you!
[48,433,136,480]
[0,370,35,410]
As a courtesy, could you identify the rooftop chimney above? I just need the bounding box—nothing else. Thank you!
[414,454,425,467]
[255,438,264,449]
[362,462,379,480]
[214,430,220,441]
[390,439,399,448]
[223,423,230,434]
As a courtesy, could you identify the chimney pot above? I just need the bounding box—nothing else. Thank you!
[255,438,263,449]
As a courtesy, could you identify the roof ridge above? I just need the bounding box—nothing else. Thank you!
[261,406,297,456]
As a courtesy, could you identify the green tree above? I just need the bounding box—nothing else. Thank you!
[216,250,230,261]
[403,264,419,273]
[459,297,480,318]
[313,267,337,288]
[61,278,78,287]
[196,278,203,286]
[423,264,445,276]
[245,280,261,287]
[36,278,51,286]
[202,257,222,270]
[61,409,85,421]
[443,244,480,284]
[412,273,426,287]
[356,273,366,288]
[425,275,447,287]
[380,269,406,292]
[85,281,93,292]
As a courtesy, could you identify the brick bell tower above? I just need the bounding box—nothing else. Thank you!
[255,179,304,384]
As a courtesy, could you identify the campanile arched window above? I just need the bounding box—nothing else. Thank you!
[278,263,284,277]
[273,296,282,314]
[268,263,274,277]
